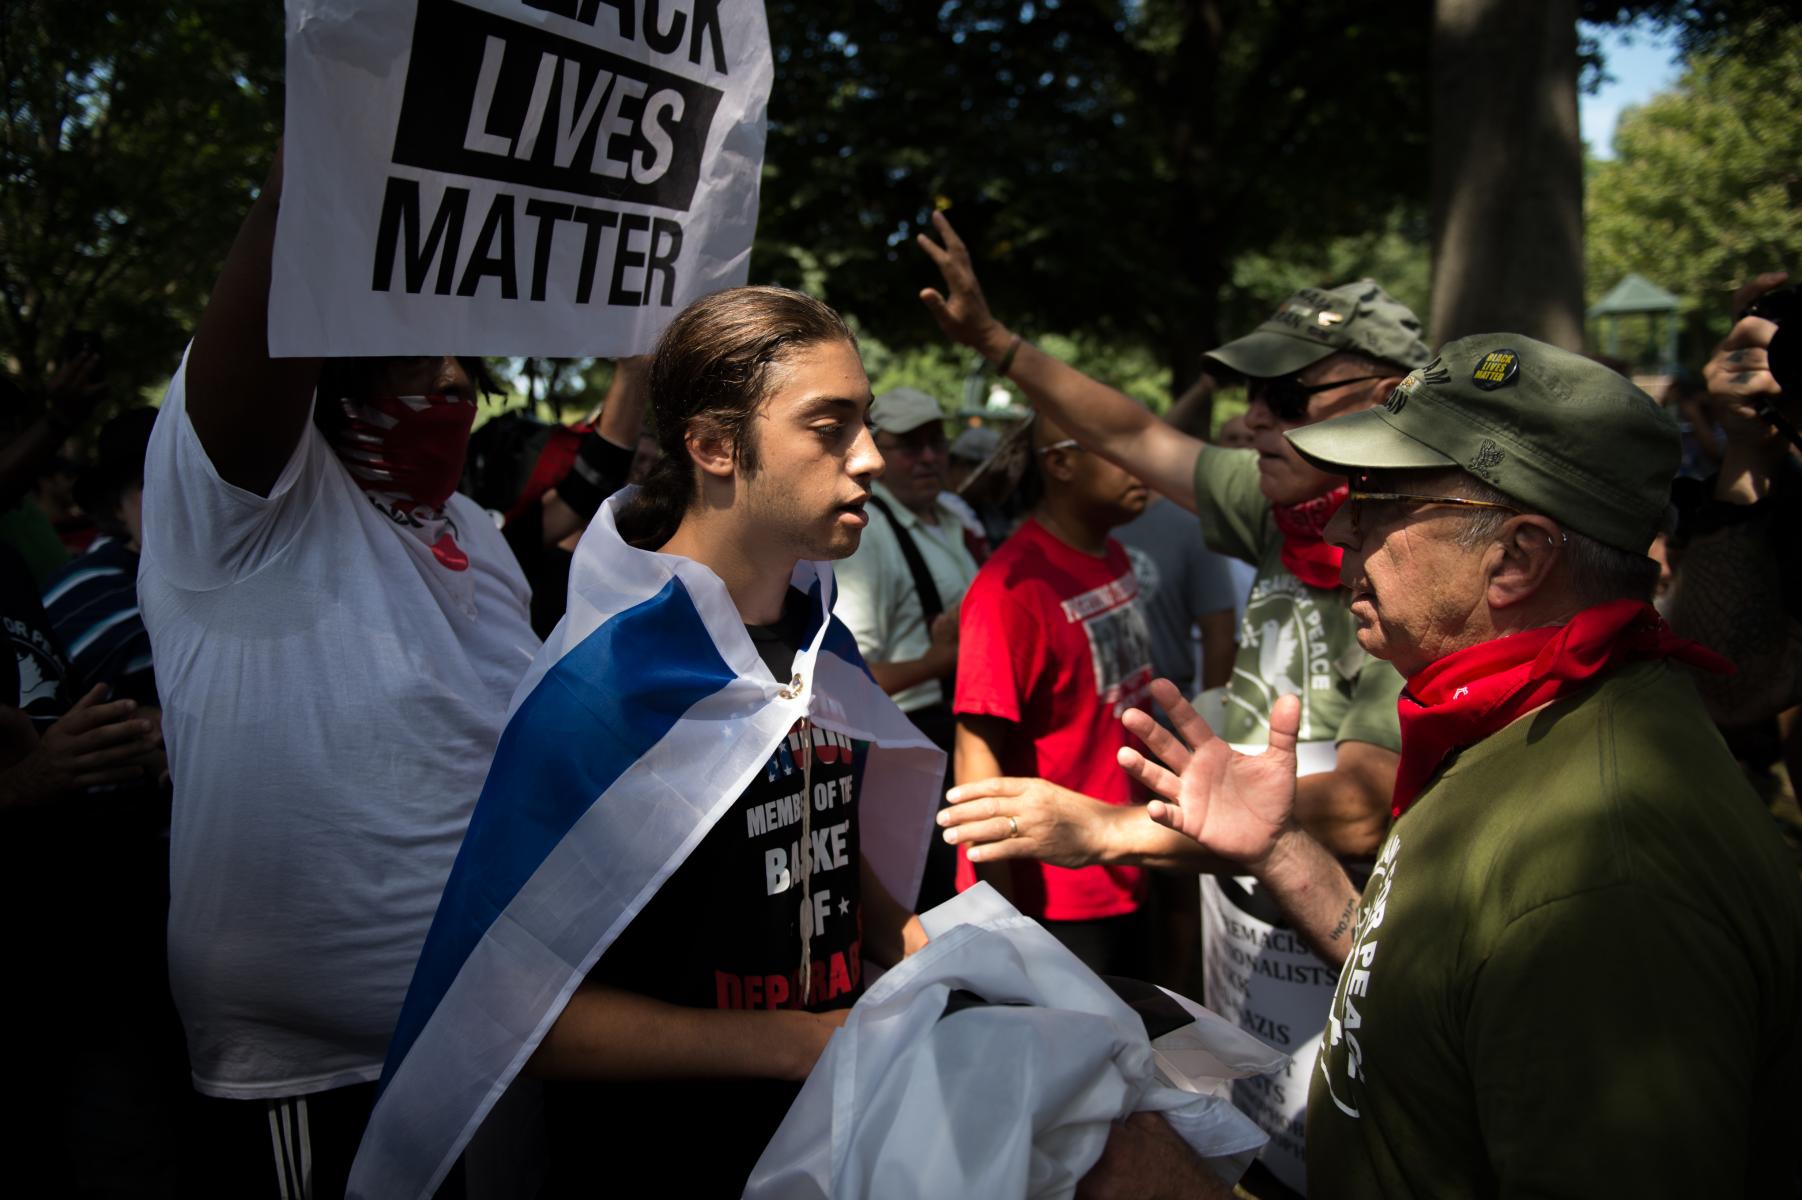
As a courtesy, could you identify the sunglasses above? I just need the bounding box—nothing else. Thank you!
[1343,490,1520,539]
[1252,374,1387,423]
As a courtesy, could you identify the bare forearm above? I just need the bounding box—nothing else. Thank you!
[955,718,1018,897]
[187,151,321,496]
[859,855,923,966]
[1162,373,1216,440]
[597,356,649,448]
[1251,831,1362,969]
[867,645,954,696]
[1092,803,1236,873]
[528,985,837,1083]
[1294,770,1388,859]
[1197,611,1237,692]
[1714,439,1784,505]
[973,326,1200,508]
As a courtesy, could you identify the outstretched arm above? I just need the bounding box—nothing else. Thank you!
[1121,681,1362,969]
[939,772,1235,874]
[916,213,1204,511]
[529,985,846,1082]
[185,144,322,497]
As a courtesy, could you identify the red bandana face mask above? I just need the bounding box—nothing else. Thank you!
[328,393,478,571]
[1271,484,1348,590]
[1390,599,1732,817]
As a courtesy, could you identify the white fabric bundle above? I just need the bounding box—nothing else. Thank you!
[745,884,1283,1199]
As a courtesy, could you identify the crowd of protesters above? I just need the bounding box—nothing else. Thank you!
[3,130,1801,1200]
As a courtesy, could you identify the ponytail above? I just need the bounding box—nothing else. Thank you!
[615,454,689,550]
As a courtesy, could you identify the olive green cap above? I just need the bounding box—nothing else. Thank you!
[869,387,946,435]
[1205,279,1432,379]
[1285,334,1679,553]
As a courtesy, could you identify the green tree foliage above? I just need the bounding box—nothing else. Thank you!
[1229,208,1433,341]
[1584,16,1802,361]
[0,1,282,401]
[754,0,1434,386]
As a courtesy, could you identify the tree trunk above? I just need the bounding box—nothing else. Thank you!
[1428,0,1584,349]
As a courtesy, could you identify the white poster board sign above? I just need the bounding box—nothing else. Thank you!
[271,0,771,356]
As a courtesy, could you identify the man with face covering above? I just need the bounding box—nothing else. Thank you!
[137,147,539,1197]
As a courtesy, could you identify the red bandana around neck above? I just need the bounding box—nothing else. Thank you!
[329,393,478,571]
[1390,599,1732,817]
[1272,484,1348,590]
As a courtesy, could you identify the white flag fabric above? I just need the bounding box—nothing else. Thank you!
[272,0,772,356]
[745,884,1282,1200]
[347,491,943,1200]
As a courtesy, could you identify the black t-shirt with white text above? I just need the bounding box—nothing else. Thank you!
[543,589,867,1196]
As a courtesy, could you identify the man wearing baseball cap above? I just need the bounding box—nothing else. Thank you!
[919,214,1427,1192]
[1116,334,1802,1196]
[834,387,980,906]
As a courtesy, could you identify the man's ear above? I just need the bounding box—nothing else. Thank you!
[686,426,736,482]
[1354,375,1405,411]
[1485,514,1562,610]
[1039,447,1080,485]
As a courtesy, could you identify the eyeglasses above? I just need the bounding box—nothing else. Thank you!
[1036,438,1082,456]
[1253,374,1387,423]
[875,427,949,456]
[1344,490,1520,540]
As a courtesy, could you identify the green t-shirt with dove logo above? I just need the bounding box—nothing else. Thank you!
[1192,445,1403,750]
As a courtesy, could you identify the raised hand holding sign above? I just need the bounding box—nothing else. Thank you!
[272,0,773,357]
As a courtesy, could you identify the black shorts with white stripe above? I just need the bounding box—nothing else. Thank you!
[185,1082,465,1200]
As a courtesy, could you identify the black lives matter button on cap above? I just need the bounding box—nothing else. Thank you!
[1471,348,1520,391]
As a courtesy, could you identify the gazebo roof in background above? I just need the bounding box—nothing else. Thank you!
[1588,272,1680,317]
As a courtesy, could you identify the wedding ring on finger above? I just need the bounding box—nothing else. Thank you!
[1006,815,1020,839]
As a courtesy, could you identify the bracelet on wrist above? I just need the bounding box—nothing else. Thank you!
[993,335,1022,377]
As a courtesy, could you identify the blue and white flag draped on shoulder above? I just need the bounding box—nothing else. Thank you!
[347,492,945,1200]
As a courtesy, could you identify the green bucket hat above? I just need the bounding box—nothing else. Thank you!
[1285,334,1679,553]
[1206,279,1432,379]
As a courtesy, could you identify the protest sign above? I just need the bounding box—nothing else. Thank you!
[271,0,771,356]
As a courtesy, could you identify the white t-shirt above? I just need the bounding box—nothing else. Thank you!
[834,481,979,713]
[139,357,539,1099]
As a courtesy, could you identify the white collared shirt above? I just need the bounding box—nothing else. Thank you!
[833,480,980,713]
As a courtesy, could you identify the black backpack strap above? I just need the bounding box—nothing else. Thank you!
[865,493,951,705]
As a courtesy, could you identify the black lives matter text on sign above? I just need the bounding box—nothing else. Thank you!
[373,0,734,309]
[393,0,725,209]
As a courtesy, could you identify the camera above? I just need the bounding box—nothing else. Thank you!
[1737,283,1797,399]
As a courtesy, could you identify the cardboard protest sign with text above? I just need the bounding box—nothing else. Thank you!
[271,0,771,357]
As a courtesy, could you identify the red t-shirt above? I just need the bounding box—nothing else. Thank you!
[953,517,1155,921]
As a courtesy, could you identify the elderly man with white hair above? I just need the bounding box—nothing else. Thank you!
[965,335,1802,1199]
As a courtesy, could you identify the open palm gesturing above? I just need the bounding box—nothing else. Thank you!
[1118,679,1302,872]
